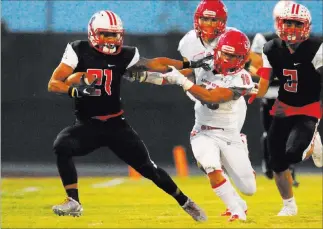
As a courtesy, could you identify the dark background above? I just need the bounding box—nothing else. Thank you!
[2,31,322,168]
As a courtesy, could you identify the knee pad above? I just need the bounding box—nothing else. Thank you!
[53,136,79,156]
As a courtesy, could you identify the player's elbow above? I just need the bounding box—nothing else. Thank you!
[48,80,54,92]
[48,79,58,93]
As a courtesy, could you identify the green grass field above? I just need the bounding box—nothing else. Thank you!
[1,175,322,228]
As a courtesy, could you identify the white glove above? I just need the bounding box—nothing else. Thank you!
[249,83,259,95]
[161,66,194,90]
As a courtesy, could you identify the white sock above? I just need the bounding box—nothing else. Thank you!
[283,197,296,206]
[213,179,240,211]
[222,173,244,204]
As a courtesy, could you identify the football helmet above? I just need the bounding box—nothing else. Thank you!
[214,29,250,75]
[273,1,295,20]
[275,3,311,43]
[88,10,124,55]
[194,0,228,41]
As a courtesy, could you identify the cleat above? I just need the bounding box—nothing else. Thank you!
[312,133,323,167]
[228,210,247,222]
[52,197,83,217]
[182,198,207,222]
[277,205,298,216]
[221,200,247,216]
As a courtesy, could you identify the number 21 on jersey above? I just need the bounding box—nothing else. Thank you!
[87,69,112,96]
[283,69,298,93]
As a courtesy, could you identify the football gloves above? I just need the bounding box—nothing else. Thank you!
[68,74,98,98]
[185,54,213,71]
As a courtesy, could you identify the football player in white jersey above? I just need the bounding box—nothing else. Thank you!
[127,0,254,221]
[162,29,257,222]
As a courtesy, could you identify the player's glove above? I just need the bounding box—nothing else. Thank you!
[247,83,259,104]
[161,66,194,90]
[123,70,148,83]
[68,74,98,98]
[183,55,213,71]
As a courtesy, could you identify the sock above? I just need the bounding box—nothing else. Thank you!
[222,173,244,204]
[173,188,189,206]
[66,188,80,203]
[213,179,240,212]
[283,197,296,206]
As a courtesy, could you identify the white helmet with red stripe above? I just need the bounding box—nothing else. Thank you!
[88,10,124,55]
[274,2,312,43]
[273,1,295,20]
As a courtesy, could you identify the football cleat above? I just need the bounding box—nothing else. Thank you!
[228,209,247,222]
[312,132,323,167]
[52,197,83,217]
[277,205,298,216]
[221,200,248,216]
[182,198,207,222]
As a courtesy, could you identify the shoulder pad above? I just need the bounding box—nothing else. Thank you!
[178,30,196,49]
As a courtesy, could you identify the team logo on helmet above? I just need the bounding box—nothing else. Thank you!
[203,9,216,17]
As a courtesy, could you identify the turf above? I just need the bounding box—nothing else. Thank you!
[1,175,322,228]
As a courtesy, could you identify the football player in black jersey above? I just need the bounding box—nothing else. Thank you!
[249,1,301,187]
[47,10,210,221]
[249,3,323,216]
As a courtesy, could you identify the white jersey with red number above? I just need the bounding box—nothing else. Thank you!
[177,28,251,130]
[194,69,254,129]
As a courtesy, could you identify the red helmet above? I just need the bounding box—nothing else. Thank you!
[88,10,125,55]
[275,3,311,43]
[214,29,250,75]
[194,0,228,41]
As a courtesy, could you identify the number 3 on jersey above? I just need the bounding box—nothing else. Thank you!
[87,69,112,96]
[283,69,298,93]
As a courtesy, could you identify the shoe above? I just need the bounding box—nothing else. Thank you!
[182,198,207,222]
[221,200,247,216]
[262,159,273,179]
[228,208,247,222]
[277,205,298,216]
[312,132,323,167]
[52,197,83,217]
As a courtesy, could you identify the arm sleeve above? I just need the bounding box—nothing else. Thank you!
[126,47,140,69]
[262,52,272,68]
[61,43,79,69]
[251,33,267,54]
[312,43,323,69]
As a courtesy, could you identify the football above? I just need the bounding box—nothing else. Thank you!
[64,72,97,86]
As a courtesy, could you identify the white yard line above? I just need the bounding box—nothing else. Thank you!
[11,186,41,196]
[91,178,125,188]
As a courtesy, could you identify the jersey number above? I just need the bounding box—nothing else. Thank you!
[283,69,298,93]
[241,74,250,85]
[87,69,112,96]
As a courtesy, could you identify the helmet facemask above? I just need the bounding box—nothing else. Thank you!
[88,11,125,55]
[214,48,249,76]
[196,16,226,41]
[276,18,310,44]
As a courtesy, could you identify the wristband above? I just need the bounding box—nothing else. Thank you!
[182,61,191,69]
[182,79,194,91]
[68,86,77,98]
